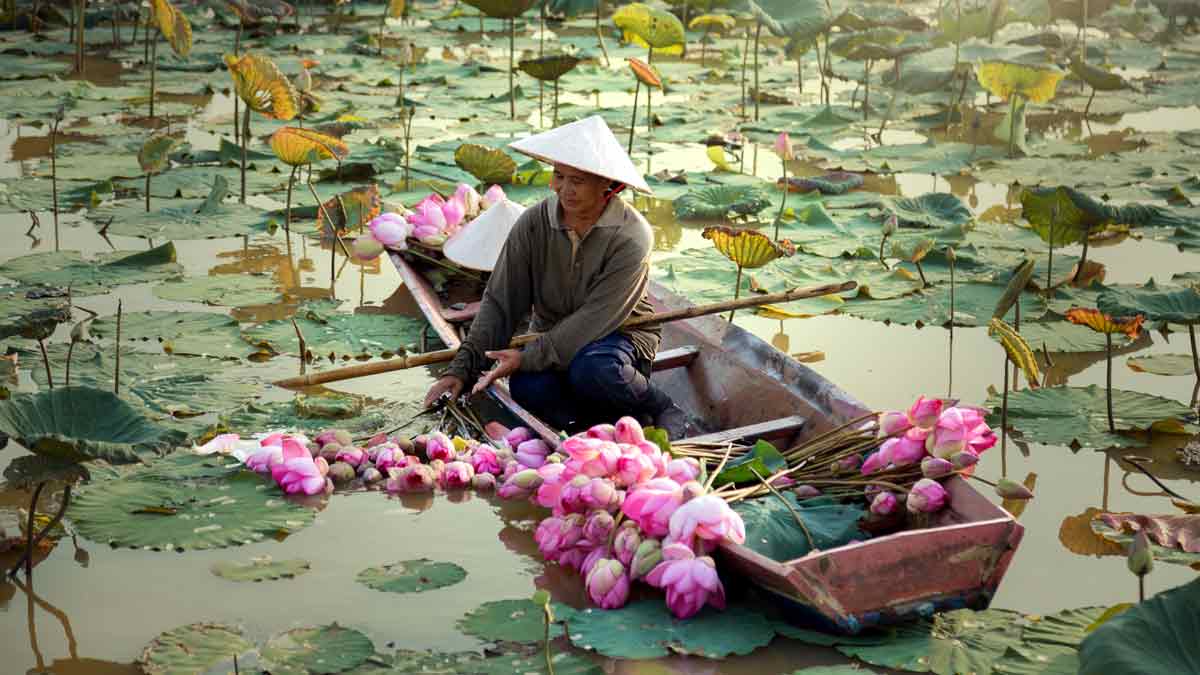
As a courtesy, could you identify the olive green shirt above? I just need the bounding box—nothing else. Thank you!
[445,194,660,387]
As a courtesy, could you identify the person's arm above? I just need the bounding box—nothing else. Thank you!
[442,211,536,390]
[519,233,649,372]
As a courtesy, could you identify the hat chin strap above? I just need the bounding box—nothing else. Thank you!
[603,182,627,203]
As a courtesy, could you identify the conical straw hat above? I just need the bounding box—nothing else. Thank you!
[443,199,527,272]
[508,116,653,195]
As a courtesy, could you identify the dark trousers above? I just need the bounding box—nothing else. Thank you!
[509,333,670,432]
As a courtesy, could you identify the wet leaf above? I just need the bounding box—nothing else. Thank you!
[138,622,255,675]
[569,599,775,659]
[457,598,578,644]
[1011,320,1136,354]
[0,244,183,296]
[212,556,312,582]
[1098,279,1200,325]
[1079,578,1200,675]
[1093,512,1200,562]
[675,185,773,220]
[91,310,251,360]
[714,439,787,486]
[356,558,467,593]
[1059,508,1125,557]
[994,606,1108,675]
[261,624,374,674]
[1065,308,1145,338]
[242,303,424,359]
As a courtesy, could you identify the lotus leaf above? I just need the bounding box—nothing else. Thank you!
[356,558,467,593]
[993,606,1108,675]
[627,57,663,89]
[261,624,375,674]
[985,385,1195,449]
[703,226,794,269]
[220,0,296,22]
[90,176,268,240]
[1065,307,1145,338]
[612,3,685,53]
[151,0,194,58]
[841,279,1048,327]
[0,386,187,463]
[270,127,350,167]
[837,609,1026,674]
[1079,578,1200,675]
[689,14,737,31]
[153,274,282,307]
[454,143,517,185]
[243,304,424,359]
[71,453,317,550]
[3,454,90,488]
[517,54,582,81]
[1094,512,1200,559]
[745,0,835,43]
[458,598,579,644]
[221,396,416,437]
[1003,320,1136,354]
[138,622,255,675]
[344,648,601,674]
[316,184,383,235]
[569,600,776,659]
[732,494,868,562]
[224,52,299,119]
[91,311,251,359]
[975,61,1064,103]
[1127,354,1195,376]
[787,171,864,195]
[989,319,1042,388]
[459,0,538,19]
[0,177,112,213]
[1097,280,1200,325]
[0,286,70,341]
[138,134,179,175]
[212,557,312,582]
[0,244,182,296]
[791,668,875,675]
[882,192,972,229]
[674,185,773,219]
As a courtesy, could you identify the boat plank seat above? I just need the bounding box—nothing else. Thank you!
[682,415,807,446]
[651,346,700,372]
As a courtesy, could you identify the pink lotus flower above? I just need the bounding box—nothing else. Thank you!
[472,473,496,491]
[470,446,503,475]
[581,477,621,512]
[245,446,284,473]
[576,442,621,478]
[927,407,971,458]
[504,426,532,448]
[454,183,482,218]
[968,423,997,453]
[666,457,701,484]
[481,184,506,210]
[908,396,943,430]
[535,513,584,561]
[621,477,684,537]
[334,446,367,468]
[630,538,662,580]
[440,460,475,489]
[270,446,327,496]
[860,450,887,475]
[196,433,252,460]
[386,464,436,493]
[870,491,898,516]
[667,494,746,547]
[583,510,615,544]
[425,432,456,462]
[408,195,447,232]
[562,436,603,463]
[614,416,645,445]
[612,521,642,566]
[794,484,822,499]
[558,474,592,514]
[614,450,656,487]
[907,478,948,513]
[535,463,572,510]
[515,438,551,469]
[498,468,543,500]
[586,558,631,609]
[442,195,466,233]
[374,445,406,473]
[585,424,616,441]
[368,212,411,247]
[645,542,726,619]
[921,456,955,479]
[880,429,928,468]
[879,411,913,436]
[773,131,794,162]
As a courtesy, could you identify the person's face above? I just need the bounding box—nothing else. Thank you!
[551,163,608,216]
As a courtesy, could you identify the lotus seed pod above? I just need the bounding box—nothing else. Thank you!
[328,461,356,483]
[361,467,384,483]
[332,430,353,447]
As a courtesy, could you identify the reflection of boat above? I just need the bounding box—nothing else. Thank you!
[390,251,1025,634]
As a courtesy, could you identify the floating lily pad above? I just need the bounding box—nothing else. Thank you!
[261,624,375,675]
[243,304,424,359]
[993,606,1108,675]
[0,286,70,341]
[837,609,1025,674]
[1079,578,1200,675]
[1002,320,1136,354]
[733,494,868,562]
[673,185,773,219]
[89,194,269,240]
[220,397,416,437]
[153,274,283,307]
[458,598,578,644]
[138,622,256,675]
[71,453,317,550]
[0,386,187,463]
[881,192,973,229]
[0,244,183,296]
[569,600,776,660]
[1127,354,1196,376]
[356,558,467,594]
[986,385,1196,450]
[212,557,312,582]
[92,310,252,360]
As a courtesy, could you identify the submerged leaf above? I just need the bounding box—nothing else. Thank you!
[211,557,312,582]
[261,624,374,674]
[356,558,467,594]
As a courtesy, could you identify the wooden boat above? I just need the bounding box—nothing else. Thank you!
[389,250,1024,634]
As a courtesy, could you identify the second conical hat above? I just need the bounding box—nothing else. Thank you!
[508,116,652,195]
[442,198,527,272]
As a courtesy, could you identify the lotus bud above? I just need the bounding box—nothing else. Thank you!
[950,450,979,470]
[907,396,943,430]
[630,538,663,580]
[352,235,384,260]
[680,480,706,504]
[386,464,436,493]
[504,426,533,448]
[586,558,631,610]
[335,446,367,468]
[586,424,617,442]
[879,411,913,436]
[306,442,321,458]
[472,473,496,491]
[516,438,551,468]
[439,460,475,490]
[314,430,339,447]
[314,456,330,477]
[870,491,899,516]
[612,521,642,566]
[428,458,446,477]
[906,478,948,513]
[425,432,456,462]
[614,416,646,445]
[366,433,389,448]
[773,131,794,162]
[861,450,887,475]
[497,469,543,500]
[482,184,506,210]
[1127,529,1154,577]
[583,510,615,544]
[666,457,701,484]
[361,467,383,483]
[882,213,898,237]
[328,461,356,484]
[392,435,414,453]
[995,478,1034,501]
[366,212,410,248]
[771,475,796,488]
[921,456,955,479]
[794,484,822,499]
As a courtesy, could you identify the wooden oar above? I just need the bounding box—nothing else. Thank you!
[272,280,857,389]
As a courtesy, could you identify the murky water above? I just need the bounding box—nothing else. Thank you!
[2,6,1200,674]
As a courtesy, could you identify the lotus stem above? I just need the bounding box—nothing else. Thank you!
[775,159,787,240]
[145,172,152,212]
[863,59,871,118]
[113,299,122,393]
[1084,87,1096,118]
[728,266,743,323]
[508,17,515,120]
[1001,355,1009,477]
[879,232,890,270]
[378,11,385,56]
[1106,332,1115,433]
[797,54,803,96]
[542,605,554,675]
[1081,0,1088,65]
[1189,324,1199,381]
[149,28,158,120]
[35,338,53,390]
[750,466,815,551]
[703,443,735,491]
[50,117,59,252]
[285,165,296,234]
[1074,236,1091,284]
[753,19,761,122]
[740,26,750,120]
[111,0,119,48]
[1138,575,1144,603]
[553,78,559,127]
[14,481,46,578]
[915,260,928,288]
[240,104,249,204]
[595,0,609,67]
[627,80,640,155]
[292,317,308,372]
[75,0,86,74]
[877,58,901,138]
[65,340,74,386]
[1007,95,1018,158]
[645,46,654,135]
[700,27,709,67]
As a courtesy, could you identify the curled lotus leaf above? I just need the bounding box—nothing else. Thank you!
[613,3,686,53]
[702,226,795,269]
[673,185,773,220]
[224,53,299,120]
[1096,512,1200,556]
[626,57,663,89]
[993,259,1037,320]
[1069,57,1127,92]
[975,60,1064,103]
[890,237,935,264]
[459,0,538,19]
[1065,307,1145,339]
[138,134,179,175]
[269,127,350,167]
[518,53,582,81]
[882,192,972,229]
[988,318,1042,388]
[220,0,296,22]
[151,0,193,58]
[1079,578,1200,675]
[454,143,516,185]
[689,13,736,31]
[316,184,382,236]
[355,558,467,594]
[139,622,255,675]
[0,386,187,463]
[744,0,833,43]
[261,624,374,674]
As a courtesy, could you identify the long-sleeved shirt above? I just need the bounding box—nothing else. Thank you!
[445,193,660,387]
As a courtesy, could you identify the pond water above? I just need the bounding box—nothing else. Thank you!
[1,1,1199,673]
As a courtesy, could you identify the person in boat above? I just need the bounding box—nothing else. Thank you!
[423,116,688,438]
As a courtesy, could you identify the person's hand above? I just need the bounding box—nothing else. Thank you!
[423,375,464,409]
[472,349,522,394]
